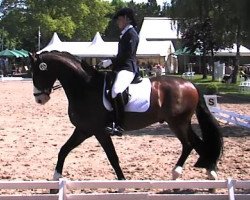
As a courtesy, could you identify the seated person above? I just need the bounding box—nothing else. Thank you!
[239,68,249,81]
[222,73,232,83]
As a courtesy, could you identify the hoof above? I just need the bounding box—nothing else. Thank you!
[51,170,62,194]
[53,170,63,180]
[209,188,216,193]
[207,170,218,193]
[172,166,183,180]
[207,170,218,180]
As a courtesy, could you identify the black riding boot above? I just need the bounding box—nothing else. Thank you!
[105,93,125,136]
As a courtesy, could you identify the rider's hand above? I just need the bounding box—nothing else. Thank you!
[99,59,112,68]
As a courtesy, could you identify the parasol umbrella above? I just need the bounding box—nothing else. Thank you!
[12,49,29,57]
[0,49,24,58]
[173,47,191,56]
[174,47,202,56]
[19,49,30,57]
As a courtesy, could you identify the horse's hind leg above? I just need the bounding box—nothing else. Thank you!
[172,122,219,182]
[169,121,194,180]
[191,135,219,181]
[53,128,92,181]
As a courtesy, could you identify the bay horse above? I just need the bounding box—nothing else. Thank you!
[29,51,223,183]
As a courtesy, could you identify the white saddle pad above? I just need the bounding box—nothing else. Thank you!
[103,78,151,112]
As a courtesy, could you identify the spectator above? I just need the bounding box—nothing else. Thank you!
[239,68,249,81]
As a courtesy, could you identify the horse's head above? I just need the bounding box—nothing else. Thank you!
[29,52,58,105]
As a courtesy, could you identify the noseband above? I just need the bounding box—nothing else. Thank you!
[33,89,51,97]
[33,84,62,97]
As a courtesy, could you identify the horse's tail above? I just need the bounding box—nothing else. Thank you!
[194,92,223,170]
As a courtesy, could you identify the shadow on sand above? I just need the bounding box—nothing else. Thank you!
[125,122,249,137]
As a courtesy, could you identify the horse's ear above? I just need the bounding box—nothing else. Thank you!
[29,52,36,63]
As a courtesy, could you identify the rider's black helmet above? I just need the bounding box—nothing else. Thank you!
[113,8,137,27]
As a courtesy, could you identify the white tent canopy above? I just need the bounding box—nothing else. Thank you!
[37,32,91,55]
[79,32,117,57]
[139,17,179,40]
[214,44,250,57]
[37,32,175,58]
[38,32,117,57]
[37,32,63,53]
[137,39,174,58]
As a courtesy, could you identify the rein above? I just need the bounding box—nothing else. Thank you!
[52,84,62,91]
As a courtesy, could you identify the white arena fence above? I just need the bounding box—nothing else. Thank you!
[0,77,32,81]
[0,179,249,200]
[203,95,250,129]
[210,107,250,129]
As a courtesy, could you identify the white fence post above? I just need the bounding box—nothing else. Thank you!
[58,178,67,200]
[227,178,236,200]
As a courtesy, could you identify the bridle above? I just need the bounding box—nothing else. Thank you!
[33,84,62,97]
[33,56,63,97]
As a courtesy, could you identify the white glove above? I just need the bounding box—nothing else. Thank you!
[99,59,112,68]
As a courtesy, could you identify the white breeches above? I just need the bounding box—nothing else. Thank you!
[112,70,135,98]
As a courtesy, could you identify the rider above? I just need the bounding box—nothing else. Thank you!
[99,8,140,136]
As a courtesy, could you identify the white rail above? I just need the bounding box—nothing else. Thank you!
[0,179,249,200]
[239,81,250,93]
[210,107,250,129]
[203,95,250,129]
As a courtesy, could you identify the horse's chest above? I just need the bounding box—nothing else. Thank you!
[68,111,79,126]
[68,106,94,127]
[69,110,83,125]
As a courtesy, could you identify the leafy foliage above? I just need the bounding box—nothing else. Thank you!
[0,0,113,50]
[167,0,250,81]
[0,0,165,50]
[205,83,218,95]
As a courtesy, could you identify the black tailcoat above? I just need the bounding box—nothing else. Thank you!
[112,27,139,74]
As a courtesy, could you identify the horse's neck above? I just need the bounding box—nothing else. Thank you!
[56,61,103,101]
[52,60,84,96]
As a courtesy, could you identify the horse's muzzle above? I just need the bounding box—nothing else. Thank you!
[33,87,51,105]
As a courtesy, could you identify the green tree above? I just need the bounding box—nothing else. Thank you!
[181,19,216,79]
[0,0,113,51]
[103,0,128,41]
[104,0,162,41]
[28,0,112,44]
[224,0,249,83]
[130,0,161,29]
[0,7,26,49]
[0,0,163,51]
[167,0,250,82]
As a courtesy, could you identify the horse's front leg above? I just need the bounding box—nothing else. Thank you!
[51,128,92,193]
[95,133,125,180]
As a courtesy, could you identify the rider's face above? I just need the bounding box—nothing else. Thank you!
[116,16,128,30]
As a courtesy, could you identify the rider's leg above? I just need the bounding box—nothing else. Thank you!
[106,70,135,136]
[111,93,125,134]
[111,70,135,99]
